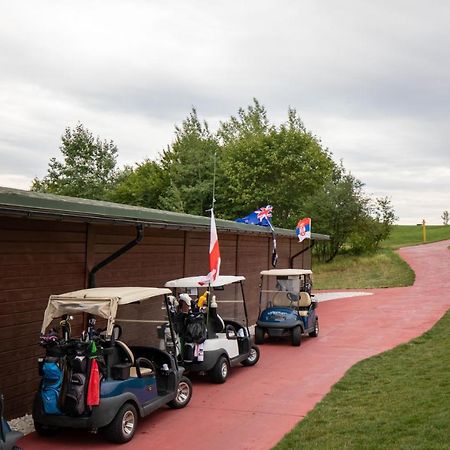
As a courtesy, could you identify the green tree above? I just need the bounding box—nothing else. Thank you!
[158,109,221,215]
[442,210,449,226]
[303,165,369,262]
[31,123,119,200]
[218,101,335,227]
[107,160,168,208]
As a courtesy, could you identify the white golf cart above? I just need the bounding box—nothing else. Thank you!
[163,276,260,383]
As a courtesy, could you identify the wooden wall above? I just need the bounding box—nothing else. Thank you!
[0,216,311,418]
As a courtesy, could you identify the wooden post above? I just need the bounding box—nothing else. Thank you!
[422,219,426,243]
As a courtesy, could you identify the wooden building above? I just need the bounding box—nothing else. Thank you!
[0,187,329,418]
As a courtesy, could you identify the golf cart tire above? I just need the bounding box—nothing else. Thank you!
[241,345,260,367]
[101,402,138,444]
[34,421,60,437]
[309,318,319,337]
[255,326,265,345]
[167,376,192,409]
[292,326,302,347]
[210,355,229,383]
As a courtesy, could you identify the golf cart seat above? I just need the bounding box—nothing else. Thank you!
[298,292,312,317]
[115,341,153,377]
[272,292,291,307]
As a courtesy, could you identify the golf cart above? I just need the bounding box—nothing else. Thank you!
[33,287,192,444]
[163,276,260,383]
[0,394,22,450]
[255,269,319,346]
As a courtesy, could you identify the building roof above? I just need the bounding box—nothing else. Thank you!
[0,187,330,240]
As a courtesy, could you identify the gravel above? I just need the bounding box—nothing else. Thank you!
[8,413,34,435]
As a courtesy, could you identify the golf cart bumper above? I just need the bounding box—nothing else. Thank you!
[33,392,138,429]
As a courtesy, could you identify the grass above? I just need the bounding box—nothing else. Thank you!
[313,249,415,289]
[313,225,450,290]
[274,310,450,450]
[383,225,450,249]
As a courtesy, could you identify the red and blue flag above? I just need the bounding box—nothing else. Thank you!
[296,218,311,242]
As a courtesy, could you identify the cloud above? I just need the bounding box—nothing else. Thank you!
[1,0,450,224]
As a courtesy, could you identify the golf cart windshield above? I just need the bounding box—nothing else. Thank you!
[41,287,172,344]
[164,275,248,327]
[260,269,313,309]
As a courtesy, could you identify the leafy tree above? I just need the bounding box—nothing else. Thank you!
[158,109,221,215]
[107,160,168,208]
[442,210,449,226]
[31,123,119,200]
[302,165,369,262]
[218,102,335,227]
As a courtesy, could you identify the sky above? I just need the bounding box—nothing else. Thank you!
[0,0,449,224]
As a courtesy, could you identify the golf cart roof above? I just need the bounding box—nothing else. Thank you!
[165,275,245,288]
[260,269,313,276]
[41,287,171,335]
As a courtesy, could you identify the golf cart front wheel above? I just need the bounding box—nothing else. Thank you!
[34,421,60,437]
[101,402,138,444]
[309,318,319,337]
[210,356,229,383]
[292,326,302,347]
[255,326,265,344]
[168,376,193,409]
[241,345,260,367]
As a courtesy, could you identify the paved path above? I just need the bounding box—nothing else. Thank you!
[21,240,450,450]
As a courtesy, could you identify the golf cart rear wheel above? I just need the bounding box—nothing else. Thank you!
[34,421,60,437]
[241,345,260,367]
[255,326,265,344]
[210,356,229,383]
[292,326,302,347]
[102,402,138,444]
[309,318,319,337]
[168,376,192,409]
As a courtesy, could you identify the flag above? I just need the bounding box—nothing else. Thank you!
[235,205,273,227]
[200,209,221,285]
[296,218,311,242]
[236,205,278,268]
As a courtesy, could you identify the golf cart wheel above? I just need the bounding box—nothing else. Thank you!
[254,326,265,345]
[168,376,192,409]
[241,345,260,367]
[309,318,319,337]
[292,326,302,347]
[34,421,60,437]
[102,402,138,444]
[210,356,229,383]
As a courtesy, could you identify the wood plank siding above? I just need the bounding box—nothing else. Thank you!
[0,216,311,418]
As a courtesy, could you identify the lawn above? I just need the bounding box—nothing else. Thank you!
[274,310,450,450]
[313,249,415,289]
[313,225,450,290]
[383,224,450,249]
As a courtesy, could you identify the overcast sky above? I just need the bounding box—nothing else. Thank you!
[1,0,449,224]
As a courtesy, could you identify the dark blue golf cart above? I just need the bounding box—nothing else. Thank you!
[1,394,22,450]
[255,269,319,346]
[33,287,192,444]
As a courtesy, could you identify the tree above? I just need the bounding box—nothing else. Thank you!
[158,109,221,215]
[107,160,168,208]
[31,123,119,200]
[218,102,335,227]
[442,210,449,226]
[302,165,369,262]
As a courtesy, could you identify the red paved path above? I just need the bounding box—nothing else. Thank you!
[21,240,450,450]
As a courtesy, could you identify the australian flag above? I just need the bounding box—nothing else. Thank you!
[235,205,273,227]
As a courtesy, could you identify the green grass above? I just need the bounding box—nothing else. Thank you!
[383,225,450,249]
[274,310,450,450]
[313,249,415,289]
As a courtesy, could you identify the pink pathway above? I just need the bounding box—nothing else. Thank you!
[21,240,450,450]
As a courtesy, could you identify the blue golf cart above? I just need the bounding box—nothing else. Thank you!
[255,269,319,346]
[33,287,192,444]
